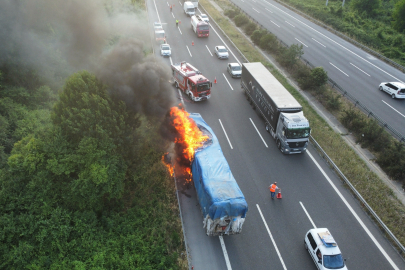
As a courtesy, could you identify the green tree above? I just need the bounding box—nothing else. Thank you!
[311,67,328,88]
[280,44,304,70]
[251,29,266,45]
[350,0,381,15]
[392,0,405,32]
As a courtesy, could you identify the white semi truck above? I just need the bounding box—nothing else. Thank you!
[241,62,311,154]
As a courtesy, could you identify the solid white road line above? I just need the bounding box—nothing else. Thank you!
[219,236,232,270]
[153,0,162,23]
[249,118,268,147]
[178,89,184,105]
[219,119,233,149]
[329,62,349,77]
[263,1,404,83]
[311,38,326,48]
[223,73,234,90]
[170,57,173,65]
[285,21,295,27]
[350,63,371,76]
[299,201,317,229]
[253,7,260,13]
[295,38,308,47]
[307,150,400,270]
[206,45,213,56]
[265,8,273,13]
[382,100,405,118]
[257,204,288,270]
[178,26,182,35]
[186,45,192,57]
[178,1,182,6]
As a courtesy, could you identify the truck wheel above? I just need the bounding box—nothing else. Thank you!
[392,94,396,99]
[265,124,270,133]
[175,82,179,89]
[189,93,193,101]
[276,139,281,150]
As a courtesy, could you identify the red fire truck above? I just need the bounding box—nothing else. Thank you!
[171,62,212,101]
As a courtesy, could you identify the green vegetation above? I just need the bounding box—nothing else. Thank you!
[0,68,185,268]
[0,1,186,269]
[201,0,405,252]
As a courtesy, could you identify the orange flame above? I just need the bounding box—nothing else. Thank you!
[169,106,209,162]
[161,154,174,176]
[162,106,209,183]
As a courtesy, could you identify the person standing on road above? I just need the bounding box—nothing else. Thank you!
[269,182,280,199]
[170,5,172,11]
[176,19,178,27]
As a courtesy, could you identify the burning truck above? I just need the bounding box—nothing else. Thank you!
[189,113,248,236]
[163,107,248,236]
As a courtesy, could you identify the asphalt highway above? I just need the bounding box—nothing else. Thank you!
[146,0,405,269]
[230,0,405,137]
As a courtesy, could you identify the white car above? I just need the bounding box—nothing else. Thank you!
[154,22,163,30]
[304,228,348,270]
[199,14,209,23]
[227,63,242,78]
[214,46,229,59]
[379,82,405,99]
[160,44,171,57]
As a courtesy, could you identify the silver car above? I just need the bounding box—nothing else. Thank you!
[214,46,229,59]
[199,14,209,23]
[160,44,171,57]
[227,63,242,78]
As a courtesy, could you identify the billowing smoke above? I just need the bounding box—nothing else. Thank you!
[0,0,176,118]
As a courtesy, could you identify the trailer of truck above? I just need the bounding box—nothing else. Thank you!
[171,61,212,101]
[241,62,311,154]
[189,113,248,236]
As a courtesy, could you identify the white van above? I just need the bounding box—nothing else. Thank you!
[183,1,195,16]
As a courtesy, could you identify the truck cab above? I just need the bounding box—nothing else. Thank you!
[275,111,310,154]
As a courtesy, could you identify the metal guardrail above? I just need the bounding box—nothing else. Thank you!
[310,136,405,255]
[201,0,405,256]
[228,1,405,143]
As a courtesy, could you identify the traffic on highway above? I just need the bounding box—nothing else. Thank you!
[148,0,405,269]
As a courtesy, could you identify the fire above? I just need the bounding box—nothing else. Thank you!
[161,106,209,183]
[169,106,209,161]
[161,153,174,176]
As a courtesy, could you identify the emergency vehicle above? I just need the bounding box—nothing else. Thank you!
[304,228,348,270]
[171,62,212,102]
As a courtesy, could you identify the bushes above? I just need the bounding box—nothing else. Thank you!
[259,33,278,52]
[251,29,266,45]
[234,14,249,27]
[224,8,240,19]
[244,21,257,36]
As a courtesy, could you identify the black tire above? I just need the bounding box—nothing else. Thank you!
[379,86,383,91]
[265,124,270,133]
[175,82,179,89]
[392,94,396,99]
[189,93,193,101]
[304,242,308,250]
[276,139,281,150]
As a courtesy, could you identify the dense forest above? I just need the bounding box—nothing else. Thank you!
[0,0,185,269]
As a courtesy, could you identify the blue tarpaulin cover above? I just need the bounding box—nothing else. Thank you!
[189,113,248,221]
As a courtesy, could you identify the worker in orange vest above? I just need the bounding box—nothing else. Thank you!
[170,5,172,11]
[269,182,280,199]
